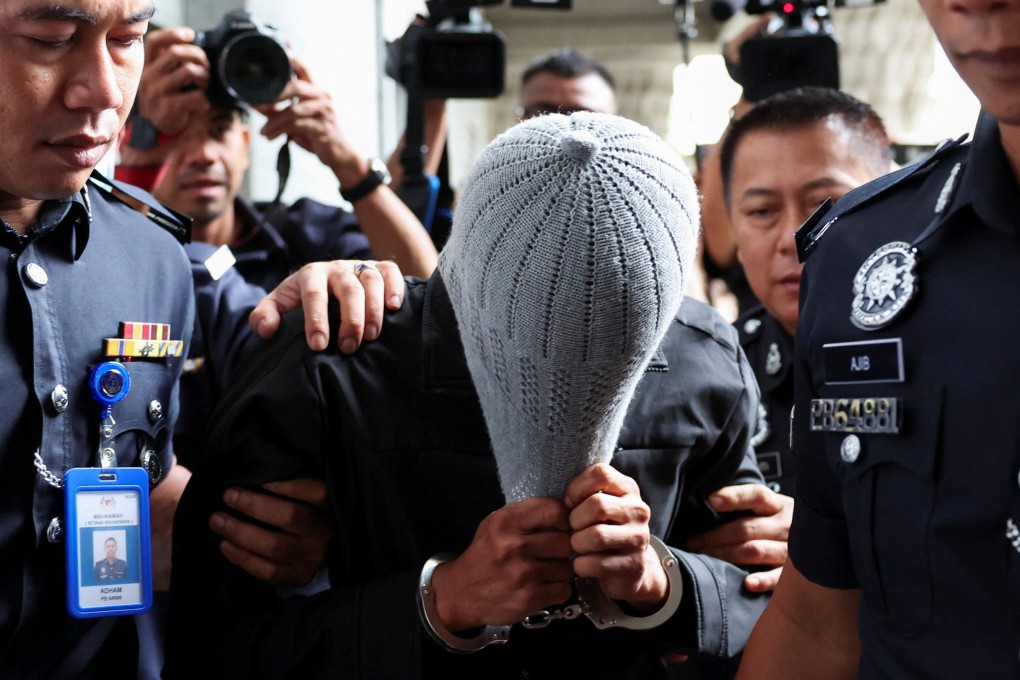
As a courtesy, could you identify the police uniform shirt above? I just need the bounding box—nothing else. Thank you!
[789,112,1020,678]
[94,558,128,581]
[0,182,193,677]
[737,306,794,495]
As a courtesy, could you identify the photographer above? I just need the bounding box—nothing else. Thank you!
[119,24,438,282]
[119,24,439,466]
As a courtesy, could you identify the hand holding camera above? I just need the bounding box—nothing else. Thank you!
[135,27,211,140]
[253,57,367,189]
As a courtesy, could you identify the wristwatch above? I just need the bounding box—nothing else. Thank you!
[125,115,178,151]
[340,158,392,204]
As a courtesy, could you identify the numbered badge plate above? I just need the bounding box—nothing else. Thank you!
[809,397,902,434]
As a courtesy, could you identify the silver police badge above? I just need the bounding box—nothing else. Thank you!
[850,241,917,330]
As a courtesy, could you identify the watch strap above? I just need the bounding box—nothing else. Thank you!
[340,159,390,204]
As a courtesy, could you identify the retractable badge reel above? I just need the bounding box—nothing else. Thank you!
[63,362,153,618]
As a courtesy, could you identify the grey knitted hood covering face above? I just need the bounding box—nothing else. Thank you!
[439,112,699,502]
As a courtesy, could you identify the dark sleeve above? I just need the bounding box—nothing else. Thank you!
[654,339,770,658]
[164,309,423,680]
[187,242,266,388]
[787,264,859,588]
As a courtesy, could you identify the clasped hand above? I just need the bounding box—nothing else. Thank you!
[430,463,670,632]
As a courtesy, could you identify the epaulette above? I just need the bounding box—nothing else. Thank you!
[88,170,192,244]
[795,133,969,263]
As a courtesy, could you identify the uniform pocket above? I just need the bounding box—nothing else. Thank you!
[108,362,175,474]
[828,386,943,637]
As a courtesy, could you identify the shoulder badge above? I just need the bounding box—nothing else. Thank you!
[88,170,192,244]
[795,133,969,263]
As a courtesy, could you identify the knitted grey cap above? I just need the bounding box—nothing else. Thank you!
[439,112,699,502]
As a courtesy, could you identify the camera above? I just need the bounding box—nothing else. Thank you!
[709,0,884,102]
[195,10,292,107]
[386,1,506,99]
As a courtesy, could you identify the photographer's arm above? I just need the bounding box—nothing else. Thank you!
[255,58,438,279]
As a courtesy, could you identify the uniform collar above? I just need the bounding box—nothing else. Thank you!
[759,314,793,392]
[948,111,1020,235]
[0,189,91,259]
[739,307,793,392]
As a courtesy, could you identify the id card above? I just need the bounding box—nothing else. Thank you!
[64,467,153,618]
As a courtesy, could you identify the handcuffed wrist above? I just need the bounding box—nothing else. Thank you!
[576,536,684,631]
[417,554,511,654]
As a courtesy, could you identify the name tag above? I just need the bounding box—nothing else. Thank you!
[809,397,901,434]
[823,338,904,385]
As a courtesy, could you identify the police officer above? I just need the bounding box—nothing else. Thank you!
[0,2,402,676]
[721,87,894,498]
[0,3,192,675]
[95,538,129,581]
[736,0,1020,675]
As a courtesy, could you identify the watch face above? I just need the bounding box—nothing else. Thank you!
[128,117,159,151]
[370,158,392,185]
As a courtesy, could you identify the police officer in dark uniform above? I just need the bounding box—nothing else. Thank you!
[735,310,794,495]
[683,86,894,680]
[720,87,894,498]
[95,538,129,581]
[0,3,402,677]
[683,91,893,621]
[736,0,1020,675]
[0,4,191,675]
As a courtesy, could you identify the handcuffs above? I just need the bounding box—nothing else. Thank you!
[417,535,684,654]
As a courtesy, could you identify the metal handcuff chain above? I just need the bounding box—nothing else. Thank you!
[418,536,684,653]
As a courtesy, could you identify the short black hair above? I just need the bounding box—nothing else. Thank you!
[719,87,891,207]
[521,48,616,91]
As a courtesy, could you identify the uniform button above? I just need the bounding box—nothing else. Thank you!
[46,517,63,543]
[22,262,48,288]
[51,384,69,413]
[840,435,861,464]
[141,448,162,485]
[148,400,163,423]
[743,318,762,335]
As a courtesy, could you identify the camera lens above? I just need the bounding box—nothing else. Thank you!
[218,32,291,105]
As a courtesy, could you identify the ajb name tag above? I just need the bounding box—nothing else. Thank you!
[823,338,904,385]
[810,397,901,434]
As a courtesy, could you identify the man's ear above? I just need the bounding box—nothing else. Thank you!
[242,125,252,172]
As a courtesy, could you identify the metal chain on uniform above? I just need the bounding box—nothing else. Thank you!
[850,161,966,331]
[910,161,964,255]
[34,449,64,489]
[30,187,95,491]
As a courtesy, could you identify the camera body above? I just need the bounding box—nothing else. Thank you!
[195,11,292,107]
[387,1,506,99]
